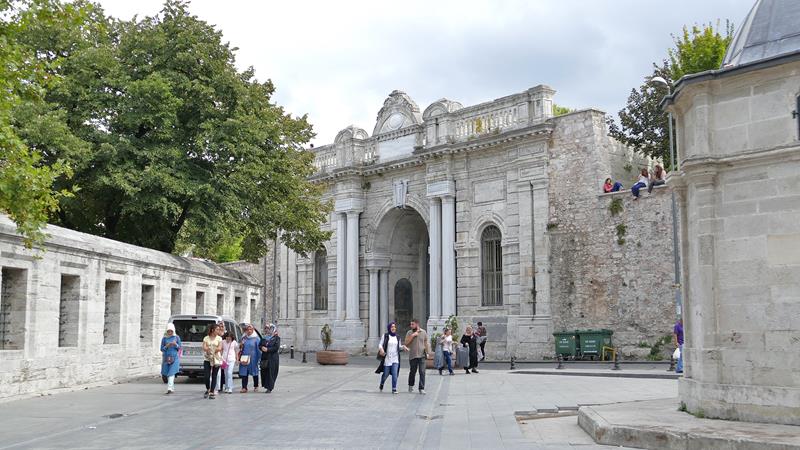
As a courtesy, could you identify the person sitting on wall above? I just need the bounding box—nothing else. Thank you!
[603,178,623,193]
[631,168,649,200]
[648,165,666,194]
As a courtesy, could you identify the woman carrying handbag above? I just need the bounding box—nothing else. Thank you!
[220,332,238,394]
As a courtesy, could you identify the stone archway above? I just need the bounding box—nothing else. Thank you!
[370,206,429,335]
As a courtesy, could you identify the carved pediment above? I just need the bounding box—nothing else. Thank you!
[373,90,422,136]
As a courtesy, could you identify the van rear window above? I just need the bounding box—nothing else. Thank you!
[173,319,215,342]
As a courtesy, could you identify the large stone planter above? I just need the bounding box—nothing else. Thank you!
[316,350,348,365]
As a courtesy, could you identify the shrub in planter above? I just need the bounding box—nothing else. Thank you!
[316,323,348,365]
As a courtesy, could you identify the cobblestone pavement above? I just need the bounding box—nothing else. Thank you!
[0,357,676,449]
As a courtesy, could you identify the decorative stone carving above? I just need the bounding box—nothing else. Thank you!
[393,179,409,209]
[373,90,422,136]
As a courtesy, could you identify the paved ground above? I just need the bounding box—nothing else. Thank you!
[0,357,677,449]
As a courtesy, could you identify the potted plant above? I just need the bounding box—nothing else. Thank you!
[316,324,348,365]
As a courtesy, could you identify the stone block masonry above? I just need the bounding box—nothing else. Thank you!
[0,214,261,400]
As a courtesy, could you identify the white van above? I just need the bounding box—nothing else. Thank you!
[167,315,243,378]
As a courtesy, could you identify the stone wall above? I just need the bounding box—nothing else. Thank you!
[669,57,800,425]
[0,214,261,400]
[547,110,677,358]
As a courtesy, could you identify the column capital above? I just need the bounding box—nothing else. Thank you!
[335,197,364,213]
[441,195,455,204]
[426,180,455,198]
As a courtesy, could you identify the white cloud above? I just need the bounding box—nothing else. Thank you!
[95,0,752,144]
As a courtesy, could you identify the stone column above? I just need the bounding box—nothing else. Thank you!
[441,195,456,317]
[379,269,389,334]
[336,213,346,321]
[345,211,360,321]
[368,269,379,339]
[428,198,442,319]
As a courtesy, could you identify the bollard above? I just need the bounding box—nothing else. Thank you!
[556,354,564,370]
[611,351,621,370]
[510,356,516,370]
[290,345,295,359]
[667,356,676,372]
[302,351,307,363]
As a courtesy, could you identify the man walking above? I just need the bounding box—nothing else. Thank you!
[673,318,684,374]
[405,319,430,394]
[476,322,487,361]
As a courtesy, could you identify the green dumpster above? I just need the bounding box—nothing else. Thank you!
[553,331,578,358]
[577,329,613,358]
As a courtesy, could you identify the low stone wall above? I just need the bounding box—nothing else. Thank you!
[0,215,260,400]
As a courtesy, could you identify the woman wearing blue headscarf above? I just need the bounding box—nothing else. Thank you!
[375,322,408,394]
[238,323,261,393]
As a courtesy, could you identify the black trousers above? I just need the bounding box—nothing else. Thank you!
[468,352,479,370]
[479,340,486,357]
[261,359,279,391]
[408,357,426,389]
[203,361,219,392]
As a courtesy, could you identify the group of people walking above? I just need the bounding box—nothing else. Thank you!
[375,319,488,394]
[159,322,281,397]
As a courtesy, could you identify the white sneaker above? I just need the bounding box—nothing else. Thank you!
[419,389,426,395]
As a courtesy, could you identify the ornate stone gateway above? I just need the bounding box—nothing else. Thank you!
[273,84,675,360]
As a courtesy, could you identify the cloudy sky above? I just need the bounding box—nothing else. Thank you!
[95,0,753,145]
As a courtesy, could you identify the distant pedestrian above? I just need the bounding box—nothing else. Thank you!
[404,319,430,394]
[216,322,226,393]
[221,332,238,394]
[376,322,408,393]
[239,324,261,393]
[260,324,281,393]
[460,326,479,374]
[648,165,666,193]
[673,318,684,374]
[476,322,488,361]
[202,324,222,399]
[631,168,649,200]
[160,323,182,395]
[439,328,455,376]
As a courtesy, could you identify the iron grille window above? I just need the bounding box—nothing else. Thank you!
[314,249,328,311]
[481,226,503,306]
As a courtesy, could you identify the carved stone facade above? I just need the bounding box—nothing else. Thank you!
[666,0,800,424]
[276,85,677,359]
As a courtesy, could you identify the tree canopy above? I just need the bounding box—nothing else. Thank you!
[4,0,331,258]
[608,22,734,168]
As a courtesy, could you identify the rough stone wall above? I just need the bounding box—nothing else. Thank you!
[0,214,260,400]
[547,110,677,357]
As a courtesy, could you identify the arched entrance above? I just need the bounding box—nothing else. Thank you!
[370,206,429,335]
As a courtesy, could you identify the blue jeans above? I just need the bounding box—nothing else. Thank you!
[677,344,683,373]
[611,182,623,192]
[380,363,399,390]
[631,182,646,198]
[443,351,453,374]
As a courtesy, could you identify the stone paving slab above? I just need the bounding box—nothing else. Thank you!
[578,397,800,450]
[512,368,680,379]
[0,360,678,449]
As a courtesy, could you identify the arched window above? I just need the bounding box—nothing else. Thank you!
[481,226,503,306]
[314,249,328,311]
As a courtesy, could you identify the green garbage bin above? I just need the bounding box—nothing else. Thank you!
[577,329,613,359]
[553,331,578,358]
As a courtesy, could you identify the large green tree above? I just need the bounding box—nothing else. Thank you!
[608,22,734,167]
[0,0,87,248]
[12,0,330,257]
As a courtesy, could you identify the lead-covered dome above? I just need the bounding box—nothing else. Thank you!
[722,0,800,68]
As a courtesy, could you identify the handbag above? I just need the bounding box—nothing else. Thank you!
[240,354,250,365]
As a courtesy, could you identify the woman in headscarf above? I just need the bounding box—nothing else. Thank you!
[260,324,281,393]
[238,323,261,393]
[375,322,408,394]
[160,323,182,394]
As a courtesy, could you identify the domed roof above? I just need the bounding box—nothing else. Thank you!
[722,0,800,68]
